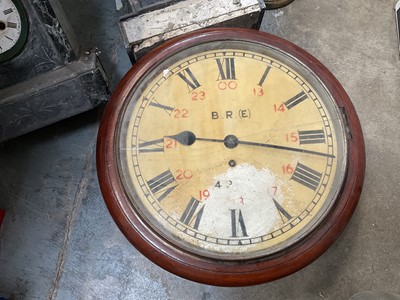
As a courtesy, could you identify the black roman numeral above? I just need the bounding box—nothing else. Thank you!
[180,197,204,230]
[230,209,248,237]
[299,130,326,145]
[147,170,177,202]
[4,8,13,15]
[273,199,292,222]
[177,67,201,92]
[258,66,271,87]
[291,163,322,191]
[7,22,17,29]
[216,58,236,80]
[284,91,308,110]
[149,99,174,115]
[138,138,164,153]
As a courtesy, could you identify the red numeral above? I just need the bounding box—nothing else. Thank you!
[253,87,264,96]
[192,91,206,101]
[199,189,210,200]
[274,104,285,112]
[175,169,193,180]
[173,108,189,118]
[282,164,294,174]
[165,139,178,149]
[218,81,237,90]
[285,132,299,143]
[269,186,278,196]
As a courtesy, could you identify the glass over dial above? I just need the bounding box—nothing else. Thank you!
[116,40,347,260]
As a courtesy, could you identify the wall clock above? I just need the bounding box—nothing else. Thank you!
[264,0,295,9]
[97,28,365,286]
[0,0,28,63]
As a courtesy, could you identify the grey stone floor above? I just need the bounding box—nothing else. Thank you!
[1,0,400,299]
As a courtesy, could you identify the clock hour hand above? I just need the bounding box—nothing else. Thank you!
[168,131,334,158]
[167,131,227,146]
[167,131,197,146]
[167,131,230,146]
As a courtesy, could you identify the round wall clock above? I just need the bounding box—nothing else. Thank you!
[97,28,365,286]
[265,0,295,10]
[0,0,28,63]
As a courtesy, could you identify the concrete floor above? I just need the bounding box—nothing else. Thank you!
[1,0,400,299]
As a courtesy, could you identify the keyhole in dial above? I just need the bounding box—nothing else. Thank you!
[0,22,6,31]
[228,159,236,167]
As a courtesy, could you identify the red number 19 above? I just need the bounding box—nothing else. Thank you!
[199,189,210,200]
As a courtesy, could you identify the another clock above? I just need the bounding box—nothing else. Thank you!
[0,0,109,142]
[0,0,28,63]
[97,28,365,286]
[264,0,295,10]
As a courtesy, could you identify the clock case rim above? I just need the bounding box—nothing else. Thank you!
[0,0,29,63]
[97,28,366,286]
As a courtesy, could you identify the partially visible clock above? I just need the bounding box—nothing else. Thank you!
[264,0,295,9]
[0,0,109,142]
[0,0,28,63]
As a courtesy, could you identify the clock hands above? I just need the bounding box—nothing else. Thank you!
[168,131,335,158]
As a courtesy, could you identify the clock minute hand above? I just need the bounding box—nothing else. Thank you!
[237,139,336,158]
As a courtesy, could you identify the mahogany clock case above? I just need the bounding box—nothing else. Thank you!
[96,28,365,286]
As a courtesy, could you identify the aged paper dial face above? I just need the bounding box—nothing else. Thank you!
[116,40,347,260]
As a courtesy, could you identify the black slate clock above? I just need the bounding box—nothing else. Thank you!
[0,0,109,142]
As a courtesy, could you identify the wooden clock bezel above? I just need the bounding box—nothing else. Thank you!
[96,28,365,286]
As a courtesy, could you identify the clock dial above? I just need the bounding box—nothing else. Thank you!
[0,0,28,63]
[117,45,346,259]
[97,28,365,285]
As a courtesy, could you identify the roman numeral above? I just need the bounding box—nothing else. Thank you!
[291,163,322,191]
[138,138,164,153]
[299,129,326,145]
[149,99,174,115]
[4,8,13,15]
[273,199,292,222]
[180,197,204,230]
[147,170,177,202]
[230,209,248,237]
[177,67,201,92]
[258,66,271,87]
[284,91,308,110]
[216,58,236,80]
[7,22,17,29]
